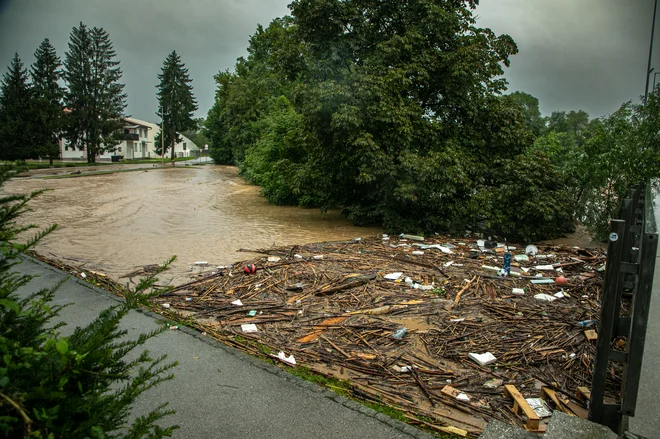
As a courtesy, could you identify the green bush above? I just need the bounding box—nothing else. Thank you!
[0,165,179,438]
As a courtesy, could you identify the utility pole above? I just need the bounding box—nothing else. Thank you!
[644,0,658,104]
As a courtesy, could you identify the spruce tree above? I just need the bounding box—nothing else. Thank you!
[63,23,126,163]
[30,39,64,165]
[156,51,198,162]
[0,53,34,162]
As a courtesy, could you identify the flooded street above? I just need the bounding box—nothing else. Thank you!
[5,166,381,284]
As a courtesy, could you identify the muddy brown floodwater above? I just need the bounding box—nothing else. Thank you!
[5,166,381,284]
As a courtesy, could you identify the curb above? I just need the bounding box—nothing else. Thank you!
[19,254,438,439]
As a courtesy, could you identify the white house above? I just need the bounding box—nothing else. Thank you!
[59,116,200,161]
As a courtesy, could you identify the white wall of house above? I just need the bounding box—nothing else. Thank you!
[57,117,199,161]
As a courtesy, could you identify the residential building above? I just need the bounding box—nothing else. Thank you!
[59,116,200,161]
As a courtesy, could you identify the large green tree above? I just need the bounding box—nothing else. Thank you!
[30,38,64,165]
[155,51,198,162]
[508,91,544,135]
[63,23,126,163]
[0,53,34,161]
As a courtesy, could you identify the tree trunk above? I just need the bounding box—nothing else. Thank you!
[170,138,175,167]
[49,157,53,165]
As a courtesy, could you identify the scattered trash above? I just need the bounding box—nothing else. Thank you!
[231,299,244,306]
[392,328,408,339]
[450,318,465,322]
[553,291,567,299]
[313,255,324,260]
[241,324,258,333]
[393,365,413,373]
[80,272,87,278]
[169,325,179,330]
[514,254,529,262]
[530,278,555,284]
[444,261,455,267]
[468,352,497,366]
[525,245,538,256]
[294,254,303,259]
[162,303,171,309]
[483,378,504,389]
[400,234,424,241]
[419,285,434,291]
[578,320,597,328]
[525,398,553,418]
[535,265,555,271]
[267,256,281,262]
[285,282,304,291]
[276,351,296,365]
[247,310,257,317]
[511,288,525,296]
[243,264,257,274]
[412,250,424,256]
[555,275,568,285]
[534,294,557,302]
[185,297,193,301]
[384,272,403,280]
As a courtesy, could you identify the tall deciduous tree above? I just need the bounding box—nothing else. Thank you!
[509,91,544,135]
[0,53,34,161]
[63,23,126,163]
[156,51,198,162]
[30,38,64,165]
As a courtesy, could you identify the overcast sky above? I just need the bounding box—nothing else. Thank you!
[0,0,657,121]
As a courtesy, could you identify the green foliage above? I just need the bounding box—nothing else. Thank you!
[30,39,65,165]
[0,53,34,162]
[205,1,579,242]
[63,23,127,163]
[0,164,178,437]
[156,51,198,160]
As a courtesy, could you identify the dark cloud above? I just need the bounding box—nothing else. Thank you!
[0,0,657,120]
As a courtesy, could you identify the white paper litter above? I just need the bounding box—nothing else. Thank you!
[162,303,170,309]
[267,256,281,262]
[468,352,497,366]
[534,294,557,302]
[231,299,244,306]
[456,393,470,402]
[477,240,486,247]
[384,272,403,280]
[277,351,296,365]
[80,272,87,278]
[241,324,258,333]
[511,288,525,296]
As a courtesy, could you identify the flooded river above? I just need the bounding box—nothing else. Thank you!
[5,166,381,284]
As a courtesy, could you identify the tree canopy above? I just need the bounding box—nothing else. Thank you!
[0,53,34,161]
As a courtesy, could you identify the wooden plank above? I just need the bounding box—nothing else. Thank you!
[438,426,468,437]
[541,387,571,415]
[441,385,462,399]
[584,329,598,341]
[504,384,541,431]
[565,400,589,419]
[576,386,591,402]
[296,316,348,343]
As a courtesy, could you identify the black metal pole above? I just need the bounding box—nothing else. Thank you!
[645,0,658,104]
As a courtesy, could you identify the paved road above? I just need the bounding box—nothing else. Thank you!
[627,196,660,439]
[13,257,433,439]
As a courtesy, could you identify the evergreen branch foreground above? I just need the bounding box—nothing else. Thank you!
[0,166,179,438]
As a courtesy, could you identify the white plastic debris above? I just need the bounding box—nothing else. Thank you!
[267,256,281,262]
[162,303,171,309]
[468,352,497,366]
[525,245,538,256]
[313,255,324,260]
[569,353,577,359]
[450,318,465,322]
[444,261,455,267]
[477,240,486,247]
[195,261,209,266]
[241,324,258,333]
[534,294,557,302]
[384,272,403,280]
[294,254,303,259]
[393,365,413,373]
[530,278,555,284]
[80,272,87,278]
[514,254,529,262]
[553,291,566,299]
[456,393,470,402]
[277,351,296,365]
[404,277,413,285]
[412,250,424,256]
[512,288,525,296]
[231,299,244,306]
[535,265,555,271]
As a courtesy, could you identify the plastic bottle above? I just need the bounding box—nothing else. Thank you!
[392,328,408,339]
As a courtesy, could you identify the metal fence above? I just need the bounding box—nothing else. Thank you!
[589,183,658,433]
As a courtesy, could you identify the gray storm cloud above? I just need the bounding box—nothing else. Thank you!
[0,0,657,120]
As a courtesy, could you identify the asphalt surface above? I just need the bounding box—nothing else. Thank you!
[13,257,434,439]
[627,196,660,439]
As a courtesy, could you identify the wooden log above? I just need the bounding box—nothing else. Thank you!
[504,384,542,431]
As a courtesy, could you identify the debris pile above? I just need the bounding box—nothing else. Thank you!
[34,235,616,436]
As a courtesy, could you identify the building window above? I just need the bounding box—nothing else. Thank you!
[118,146,122,152]
[183,142,187,151]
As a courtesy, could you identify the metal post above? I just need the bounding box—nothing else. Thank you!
[589,220,626,430]
[644,0,658,104]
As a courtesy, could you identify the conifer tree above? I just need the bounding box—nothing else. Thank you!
[63,23,126,163]
[0,53,34,161]
[30,38,64,165]
[156,51,198,162]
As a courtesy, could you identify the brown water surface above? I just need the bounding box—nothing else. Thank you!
[5,166,381,284]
